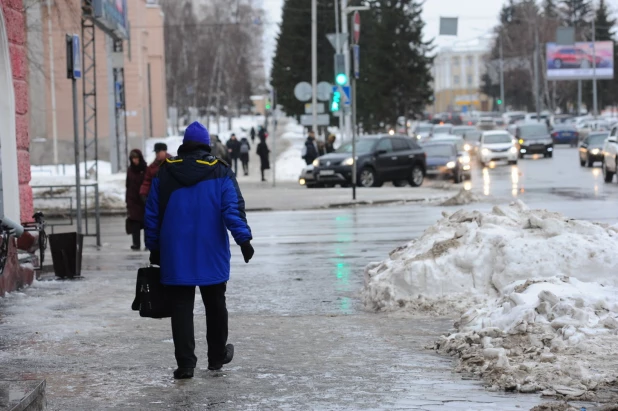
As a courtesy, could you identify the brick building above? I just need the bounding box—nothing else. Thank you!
[0,0,35,295]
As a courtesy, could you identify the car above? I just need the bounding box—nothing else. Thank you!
[513,122,554,158]
[413,123,433,142]
[477,116,496,130]
[431,112,463,125]
[478,131,518,167]
[432,124,454,136]
[423,135,471,180]
[551,124,579,146]
[549,47,603,69]
[579,131,609,167]
[602,127,618,182]
[313,135,426,188]
[451,126,477,138]
[524,112,551,124]
[462,130,482,156]
[299,165,321,188]
[423,142,470,183]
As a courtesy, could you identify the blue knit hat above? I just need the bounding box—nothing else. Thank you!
[183,121,211,146]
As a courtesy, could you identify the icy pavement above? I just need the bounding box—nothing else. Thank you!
[0,206,580,410]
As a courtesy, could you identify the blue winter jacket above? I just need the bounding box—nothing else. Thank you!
[144,148,252,286]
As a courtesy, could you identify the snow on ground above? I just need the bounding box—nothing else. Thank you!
[363,201,618,401]
[273,121,307,181]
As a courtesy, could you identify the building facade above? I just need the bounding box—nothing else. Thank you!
[27,0,167,167]
[0,0,35,296]
[432,45,493,113]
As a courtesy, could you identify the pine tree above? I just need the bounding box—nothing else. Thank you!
[543,0,559,18]
[559,0,593,28]
[594,0,615,41]
[270,0,336,118]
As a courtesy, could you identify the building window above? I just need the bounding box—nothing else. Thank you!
[467,56,474,66]
[452,56,459,65]
[453,75,460,86]
[467,75,473,86]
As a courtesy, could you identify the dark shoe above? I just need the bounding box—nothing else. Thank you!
[208,344,234,371]
[131,245,140,251]
[173,367,194,379]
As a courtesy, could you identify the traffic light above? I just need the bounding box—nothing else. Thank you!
[334,54,347,86]
[330,90,342,112]
[497,99,503,105]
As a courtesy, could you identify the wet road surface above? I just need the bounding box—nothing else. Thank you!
[0,145,614,409]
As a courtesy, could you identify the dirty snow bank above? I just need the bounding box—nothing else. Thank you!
[363,201,618,401]
[363,201,618,314]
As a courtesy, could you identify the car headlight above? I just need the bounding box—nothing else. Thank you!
[416,135,422,140]
[342,157,354,166]
[509,146,517,154]
[459,155,471,164]
[299,178,306,186]
[518,139,524,145]
[446,161,456,169]
[591,148,600,155]
[481,148,490,155]
[312,159,319,167]
[464,144,471,151]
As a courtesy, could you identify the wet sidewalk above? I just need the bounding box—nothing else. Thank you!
[0,205,584,409]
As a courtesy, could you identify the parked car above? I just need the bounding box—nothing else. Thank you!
[513,122,554,158]
[579,131,609,167]
[313,135,426,188]
[549,47,603,69]
[478,131,518,167]
[423,142,470,183]
[551,124,579,146]
[432,124,454,136]
[602,127,618,183]
[462,130,482,156]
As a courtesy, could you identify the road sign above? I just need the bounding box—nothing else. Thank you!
[300,114,330,126]
[294,82,312,102]
[305,103,325,114]
[353,11,360,45]
[317,82,333,101]
[352,45,360,79]
[326,33,348,50]
[333,85,351,106]
[72,35,81,78]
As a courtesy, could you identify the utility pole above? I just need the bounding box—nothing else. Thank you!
[533,20,541,121]
[592,18,598,118]
[311,0,318,134]
[334,0,343,140]
[499,34,505,113]
[46,0,59,167]
[341,0,350,141]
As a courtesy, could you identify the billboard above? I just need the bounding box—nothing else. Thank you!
[546,41,614,80]
[93,0,129,40]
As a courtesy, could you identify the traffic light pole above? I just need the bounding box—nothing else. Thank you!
[499,34,505,113]
[311,0,318,134]
[351,76,357,200]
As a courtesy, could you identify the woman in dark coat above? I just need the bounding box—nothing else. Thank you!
[126,149,147,250]
[256,137,270,182]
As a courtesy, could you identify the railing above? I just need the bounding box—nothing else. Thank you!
[22,212,48,271]
[31,183,101,246]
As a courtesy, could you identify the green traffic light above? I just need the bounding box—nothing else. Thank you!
[335,73,347,86]
[266,104,271,109]
[497,99,503,105]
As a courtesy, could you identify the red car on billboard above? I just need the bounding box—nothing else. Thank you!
[549,47,603,69]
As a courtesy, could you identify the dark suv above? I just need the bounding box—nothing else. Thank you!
[510,122,554,158]
[314,135,426,188]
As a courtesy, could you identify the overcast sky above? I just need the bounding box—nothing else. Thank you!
[261,0,510,77]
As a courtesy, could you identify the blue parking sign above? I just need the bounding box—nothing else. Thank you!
[72,35,81,79]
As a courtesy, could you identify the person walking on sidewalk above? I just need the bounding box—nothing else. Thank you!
[211,135,231,163]
[256,136,270,182]
[226,134,241,174]
[145,121,254,380]
[250,126,256,144]
[239,137,251,176]
[140,143,169,202]
[302,131,320,165]
[125,149,147,250]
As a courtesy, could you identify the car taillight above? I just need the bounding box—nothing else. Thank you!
[468,121,472,125]
[552,132,558,137]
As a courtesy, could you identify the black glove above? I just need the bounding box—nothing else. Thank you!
[149,250,161,266]
[240,242,254,263]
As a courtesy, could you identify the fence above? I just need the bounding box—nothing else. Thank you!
[31,183,101,246]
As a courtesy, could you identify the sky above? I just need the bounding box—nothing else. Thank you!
[261,0,508,78]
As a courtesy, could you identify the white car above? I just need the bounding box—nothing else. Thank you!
[602,126,618,183]
[478,131,518,166]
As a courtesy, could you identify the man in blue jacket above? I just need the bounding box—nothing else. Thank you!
[145,121,254,379]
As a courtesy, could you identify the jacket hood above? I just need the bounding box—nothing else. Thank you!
[166,149,220,187]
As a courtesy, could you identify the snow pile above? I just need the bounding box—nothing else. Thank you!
[363,201,618,314]
[274,121,307,181]
[440,188,480,206]
[363,201,618,401]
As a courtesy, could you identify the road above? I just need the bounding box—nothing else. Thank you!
[0,144,614,410]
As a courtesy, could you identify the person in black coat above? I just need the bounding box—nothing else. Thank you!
[239,137,251,176]
[126,149,147,250]
[302,131,320,165]
[226,134,241,174]
[250,127,256,143]
[256,137,270,182]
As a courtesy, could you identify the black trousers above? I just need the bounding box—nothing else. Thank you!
[168,282,228,368]
[130,221,143,248]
